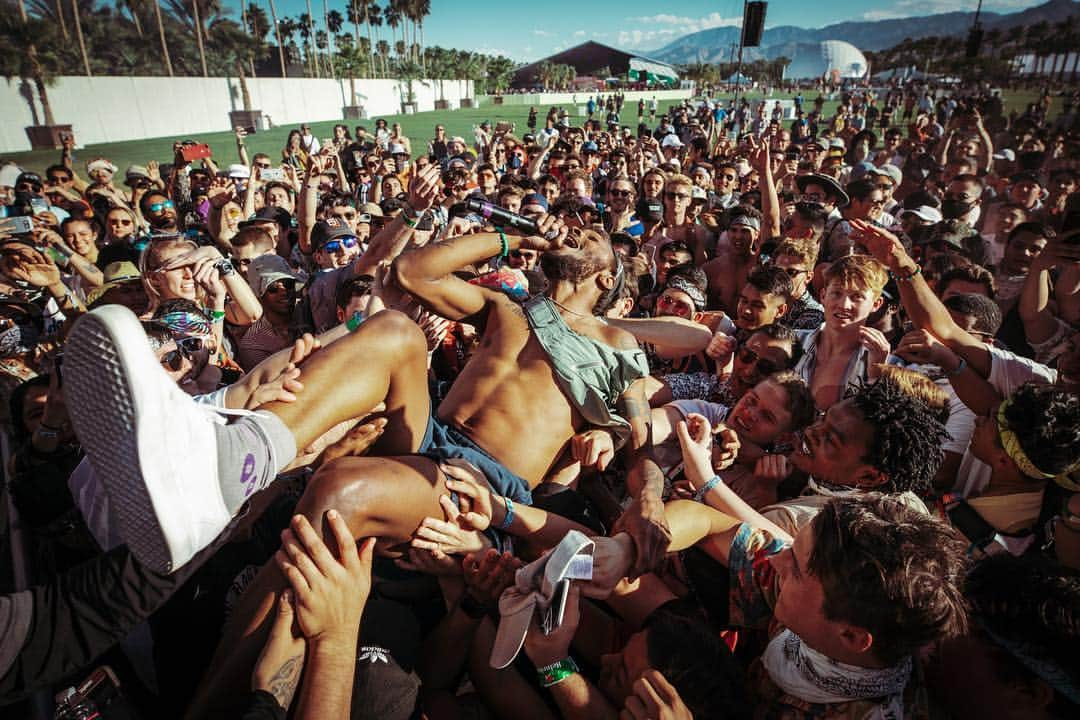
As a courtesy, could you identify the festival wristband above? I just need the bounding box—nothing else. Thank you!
[946,357,967,377]
[205,308,226,322]
[694,475,724,503]
[497,230,509,258]
[498,496,515,530]
[537,657,579,688]
[346,310,365,332]
[892,265,922,282]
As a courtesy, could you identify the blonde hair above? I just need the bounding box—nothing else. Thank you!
[775,237,820,267]
[824,254,888,297]
[875,365,950,424]
[139,237,199,313]
[665,174,694,192]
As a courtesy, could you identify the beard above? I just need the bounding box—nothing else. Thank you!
[540,250,604,284]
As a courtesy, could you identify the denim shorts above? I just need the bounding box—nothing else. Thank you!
[419,414,533,506]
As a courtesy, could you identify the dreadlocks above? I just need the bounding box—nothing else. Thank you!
[848,377,950,495]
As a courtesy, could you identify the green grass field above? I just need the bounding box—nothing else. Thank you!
[2,90,1043,175]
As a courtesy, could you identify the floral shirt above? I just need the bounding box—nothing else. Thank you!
[783,292,826,331]
[660,371,737,406]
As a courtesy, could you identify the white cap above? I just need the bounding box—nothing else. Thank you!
[227,164,250,179]
[900,205,943,223]
[0,164,23,188]
[993,148,1016,162]
[661,134,684,148]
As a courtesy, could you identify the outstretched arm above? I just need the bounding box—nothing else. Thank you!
[394,211,564,321]
[852,219,993,377]
[613,338,672,577]
[604,316,713,355]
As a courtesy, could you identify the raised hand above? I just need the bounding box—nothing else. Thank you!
[621,669,693,720]
[207,176,236,209]
[858,325,891,365]
[0,244,61,289]
[251,590,306,711]
[275,511,375,642]
[407,163,442,212]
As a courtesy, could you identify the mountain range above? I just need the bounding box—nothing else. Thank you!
[648,0,1079,64]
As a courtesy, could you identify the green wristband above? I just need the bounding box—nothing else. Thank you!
[537,657,579,688]
[205,309,226,322]
[346,310,365,332]
[497,230,509,258]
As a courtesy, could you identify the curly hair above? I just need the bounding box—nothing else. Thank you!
[944,293,1003,336]
[1004,383,1080,476]
[847,377,950,494]
[810,495,970,666]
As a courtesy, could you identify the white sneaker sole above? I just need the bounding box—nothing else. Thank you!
[65,306,225,573]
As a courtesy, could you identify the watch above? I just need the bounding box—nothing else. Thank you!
[402,203,419,221]
[214,258,237,278]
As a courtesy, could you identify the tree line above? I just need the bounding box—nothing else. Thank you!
[0,0,519,126]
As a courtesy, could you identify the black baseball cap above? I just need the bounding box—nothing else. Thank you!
[311,217,356,250]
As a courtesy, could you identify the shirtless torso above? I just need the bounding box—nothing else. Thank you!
[808,331,860,410]
[439,294,630,485]
[702,253,755,313]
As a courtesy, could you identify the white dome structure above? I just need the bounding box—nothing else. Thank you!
[785,40,868,81]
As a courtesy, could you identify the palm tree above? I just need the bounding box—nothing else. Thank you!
[413,0,429,71]
[385,0,400,59]
[266,0,286,76]
[153,0,173,75]
[69,0,92,75]
[376,38,389,77]
[209,20,261,110]
[0,14,64,128]
[245,3,271,76]
[366,1,380,77]
[303,0,320,77]
[191,0,208,76]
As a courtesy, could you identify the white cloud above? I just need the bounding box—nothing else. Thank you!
[625,11,741,36]
[533,29,554,37]
[616,28,685,50]
[573,30,586,38]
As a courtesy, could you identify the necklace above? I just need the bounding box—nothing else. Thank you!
[548,296,592,319]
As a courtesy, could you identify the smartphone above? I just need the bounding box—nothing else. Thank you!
[260,167,286,182]
[243,125,257,134]
[415,211,434,232]
[181,143,212,162]
[0,216,34,235]
[29,197,50,215]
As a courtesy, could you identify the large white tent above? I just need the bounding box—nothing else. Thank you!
[785,40,868,80]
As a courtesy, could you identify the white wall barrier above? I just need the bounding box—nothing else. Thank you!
[0,76,474,153]
[481,88,694,107]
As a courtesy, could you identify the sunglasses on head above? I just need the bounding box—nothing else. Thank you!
[321,236,358,253]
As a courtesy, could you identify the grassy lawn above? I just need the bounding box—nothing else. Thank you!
[2,90,1044,175]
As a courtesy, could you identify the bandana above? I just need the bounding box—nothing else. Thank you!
[665,275,705,311]
[730,214,761,232]
[996,398,1080,480]
[156,311,212,338]
[762,629,911,718]
[468,268,530,302]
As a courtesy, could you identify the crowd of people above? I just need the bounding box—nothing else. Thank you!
[0,83,1078,720]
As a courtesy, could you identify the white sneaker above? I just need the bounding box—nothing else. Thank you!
[65,305,230,573]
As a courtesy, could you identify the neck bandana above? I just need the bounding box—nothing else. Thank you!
[762,629,911,718]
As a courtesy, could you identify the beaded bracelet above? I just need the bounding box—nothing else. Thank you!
[892,266,922,282]
[498,496,515,530]
[694,475,724,503]
[537,657,579,688]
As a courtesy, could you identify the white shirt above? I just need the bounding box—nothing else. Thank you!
[953,345,1058,498]
[301,133,321,154]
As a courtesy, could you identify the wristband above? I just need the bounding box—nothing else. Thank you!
[205,309,226,322]
[537,657,579,688]
[402,213,419,228]
[946,357,967,377]
[694,475,724,503]
[346,310,365,332]
[497,230,509,258]
[892,265,921,282]
[498,496,515,530]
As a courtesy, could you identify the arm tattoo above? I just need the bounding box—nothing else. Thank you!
[266,653,304,710]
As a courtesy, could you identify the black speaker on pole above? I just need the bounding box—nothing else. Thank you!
[742,2,767,48]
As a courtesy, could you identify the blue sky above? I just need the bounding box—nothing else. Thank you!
[259,0,1047,62]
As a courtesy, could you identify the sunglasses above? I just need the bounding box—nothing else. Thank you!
[159,337,206,371]
[264,281,295,295]
[148,200,174,213]
[664,191,690,201]
[321,236,358,253]
[48,176,72,184]
[255,162,272,169]
[609,189,633,197]
[737,345,781,377]
[656,293,694,317]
